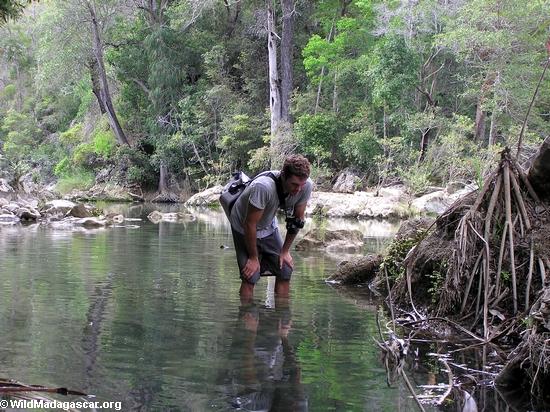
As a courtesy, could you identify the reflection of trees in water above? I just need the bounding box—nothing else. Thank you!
[221,299,308,411]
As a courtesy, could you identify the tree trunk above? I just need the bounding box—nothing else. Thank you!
[88,1,129,146]
[159,161,168,193]
[89,58,106,114]
[474,102,486,142]
[267,0,281,136]
[280,0,294,122]
[474,73,496,142]
[527,135,550,200]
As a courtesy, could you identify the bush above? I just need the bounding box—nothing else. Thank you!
[56,171,95,194]
[341,129,381,171]
[295,113,340,164]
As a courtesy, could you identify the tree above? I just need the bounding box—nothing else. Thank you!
[0,0,26,23]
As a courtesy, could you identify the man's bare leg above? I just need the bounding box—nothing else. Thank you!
[275,279,290,297]
[240,281,255,301]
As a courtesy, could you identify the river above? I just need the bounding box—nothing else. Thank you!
[0,205,508,411]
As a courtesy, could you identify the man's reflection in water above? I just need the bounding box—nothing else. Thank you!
[226,297,308,411]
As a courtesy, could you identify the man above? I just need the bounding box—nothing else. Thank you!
[229,155,313,299]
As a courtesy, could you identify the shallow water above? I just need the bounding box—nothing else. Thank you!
[0,205,511,411]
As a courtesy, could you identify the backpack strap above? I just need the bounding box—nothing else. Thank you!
[267,172,287,212]
[252,171,287,215]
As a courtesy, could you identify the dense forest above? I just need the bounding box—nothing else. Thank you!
[1,0,549,198]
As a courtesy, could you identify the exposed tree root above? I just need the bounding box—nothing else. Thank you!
[386,148,550,407]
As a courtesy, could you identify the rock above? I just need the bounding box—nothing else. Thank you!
[105,213,124,224]
[19,172,38,194]
[147,211,163,223]
[411,190,451,215]
[3,203,20,213]
[306,188,407,219]
[295,229,364,251]
[147,210,196,223]
[325,255,383,285]
[445,181,469,195]
[74,217,108,228]
[332,169,363,193]
[42,199,77,216]
[0,197,9,207]
[16,207,41,221]
[184,185,223,207]
[67,203,93,218]
[0,178,14,193]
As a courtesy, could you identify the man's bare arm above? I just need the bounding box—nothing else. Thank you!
[280,202,307,268]
[242,205,264,279]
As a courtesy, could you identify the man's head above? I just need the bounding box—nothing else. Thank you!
[281,155,311,196]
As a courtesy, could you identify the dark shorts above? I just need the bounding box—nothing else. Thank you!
[231,228,293,284]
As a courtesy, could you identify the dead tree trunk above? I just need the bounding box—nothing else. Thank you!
[88,1,129,146]
[267,0,281,136]
[280,0,294,122]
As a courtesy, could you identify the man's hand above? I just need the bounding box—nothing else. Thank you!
[279,250,294,270]
[242,257,260,279]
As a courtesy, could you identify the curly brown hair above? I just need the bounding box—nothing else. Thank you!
[282,155,311,179]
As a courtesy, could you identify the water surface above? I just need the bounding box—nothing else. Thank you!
[0,206,434,411]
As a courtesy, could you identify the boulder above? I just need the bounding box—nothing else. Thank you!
[295,229,364,251]
[19,172,38,194]
[42,199,77,216]
[0,179,14,193]
[74,217,108,228]
[184,185,223,207]
[325,255,383,285]
[332,169,363,193]
[3,203,20,213]
[67,204,93,218]
[15,207,41,221]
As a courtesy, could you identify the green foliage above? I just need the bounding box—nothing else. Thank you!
[367,35,420,110]
[91,128,116,158]
[382,228,428,281]
[53,156,72,178]
[341,129,381,170]
[56,170,95,194]
[0,109,40,163]
[219,114,263,171]
[295,113,339,163]
[59,123,83,147]
[427,262,447,304]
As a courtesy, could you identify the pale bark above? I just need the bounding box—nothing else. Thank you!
[89,58,106,114]
[266,0,281,137]
[280,0,294,122]
[88,0,129,146]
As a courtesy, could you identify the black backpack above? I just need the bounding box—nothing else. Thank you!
[219,171,286,218]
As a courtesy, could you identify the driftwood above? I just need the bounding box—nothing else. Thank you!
[325,255,382,285]
[0,378,86,395]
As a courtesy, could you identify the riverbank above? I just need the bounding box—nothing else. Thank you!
[184,182,477,218]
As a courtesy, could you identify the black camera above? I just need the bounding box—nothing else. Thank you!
[285,216,305,234]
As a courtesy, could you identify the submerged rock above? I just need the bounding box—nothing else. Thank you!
[147,210,196,223]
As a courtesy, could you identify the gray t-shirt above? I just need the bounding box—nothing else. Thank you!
[230,171,313,238]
